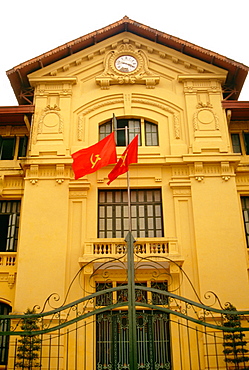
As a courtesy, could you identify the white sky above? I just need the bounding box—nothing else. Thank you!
[1,0,248,105]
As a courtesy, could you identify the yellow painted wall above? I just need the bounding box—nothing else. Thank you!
[0,31,247,310]
[1,30,249,370]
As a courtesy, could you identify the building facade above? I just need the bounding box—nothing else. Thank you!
[1,17,249,370]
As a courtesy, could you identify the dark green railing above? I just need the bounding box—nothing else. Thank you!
[1,232,249,369]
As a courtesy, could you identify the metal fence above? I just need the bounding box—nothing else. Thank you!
[1,286,249,370]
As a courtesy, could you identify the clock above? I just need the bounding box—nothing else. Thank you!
[115,55,138,73]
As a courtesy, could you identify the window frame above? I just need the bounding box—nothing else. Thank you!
[241,197,249,248]
[0,302,11,365]
[98,189,164,239]
[0,135,28,160]
[230,131,249,155]
[99,118,159,147]
[0,201,21,252]
[96,309,171,370]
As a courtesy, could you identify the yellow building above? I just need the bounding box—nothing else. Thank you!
[1,16,249,370]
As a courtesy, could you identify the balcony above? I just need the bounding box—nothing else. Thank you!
[79,237,183,266]
[0,253,17,289]
[0,253,17,269]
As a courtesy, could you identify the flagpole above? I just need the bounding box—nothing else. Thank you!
[124,125,138,370]
[125,125,132,233]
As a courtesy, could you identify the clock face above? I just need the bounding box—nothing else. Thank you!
[115,55,138,73]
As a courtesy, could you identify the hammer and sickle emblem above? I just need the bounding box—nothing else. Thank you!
[90,153,101,168]
[120,152,128,167]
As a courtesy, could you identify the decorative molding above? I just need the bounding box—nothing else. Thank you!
[77,115,85,141]
[56,164,65,184]
[170,185,191,197]
[96,41,160,89]
[8,273,16,289]
[0,273,16,289]
[29,77,77,97]
[236,174,249,186]
[131,97,181,139]
[221,162,231,181]
[29,164,39,184]
[178,74,226,95]
[193,162,204,181]
[38,105,63,135]
[0,174,4,195]
[132,98,174,114]
[193,105,219,132]
[172,167,189,178]
[82,98,123,115]
[1,176,24,197]
[69,181,91,199]
[26,164,71,184]
[169,178,191,196]
[173,114,181,139]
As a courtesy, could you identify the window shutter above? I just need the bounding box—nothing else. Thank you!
[18,136,28,158]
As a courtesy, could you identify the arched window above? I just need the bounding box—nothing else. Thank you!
[99,118,158,146]
[0,302,11,365]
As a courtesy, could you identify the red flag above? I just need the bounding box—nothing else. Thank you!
[71,133,117,180]
[107,135,138,185]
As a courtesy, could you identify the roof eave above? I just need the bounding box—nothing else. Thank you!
[6,16,249,105]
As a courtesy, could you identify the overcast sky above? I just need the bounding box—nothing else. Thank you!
[1,0,248,105]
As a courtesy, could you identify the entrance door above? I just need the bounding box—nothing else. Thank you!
[96,310,171,370]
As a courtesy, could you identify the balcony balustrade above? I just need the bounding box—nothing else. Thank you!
[79,238,182,265]
[0,253,17,267]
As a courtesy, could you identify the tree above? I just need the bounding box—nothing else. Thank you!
[15,308,41,370]
[223,303,249,369]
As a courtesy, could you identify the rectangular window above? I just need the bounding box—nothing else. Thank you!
[145,121,159,146]
[18,136,28,158]
[243,133,249,155]
[98,189,163,238]
[0,303,11,365]
[116,119,141,146]
[0,136,28,160]
[0,201,20,252]
[96,310,171,370]
[0,137,16,160]
[241,197,249,248]
[231,133,241,153]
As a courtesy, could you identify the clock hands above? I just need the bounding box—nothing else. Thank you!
[115,56,138,72]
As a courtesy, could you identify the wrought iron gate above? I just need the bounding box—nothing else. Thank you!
[96,310,171,370]
[1,232,249,369]
[1,287,249,370]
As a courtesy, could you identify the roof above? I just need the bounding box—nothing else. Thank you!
[222,101,249,121]
[0,105,35,126]
[6,16,249,105]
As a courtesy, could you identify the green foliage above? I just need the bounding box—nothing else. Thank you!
[15,308,41,370]
[223,303,249,369]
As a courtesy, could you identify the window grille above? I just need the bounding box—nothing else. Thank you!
[96,282,113,306]
[151,281,168,305]
[96,310,171,370]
